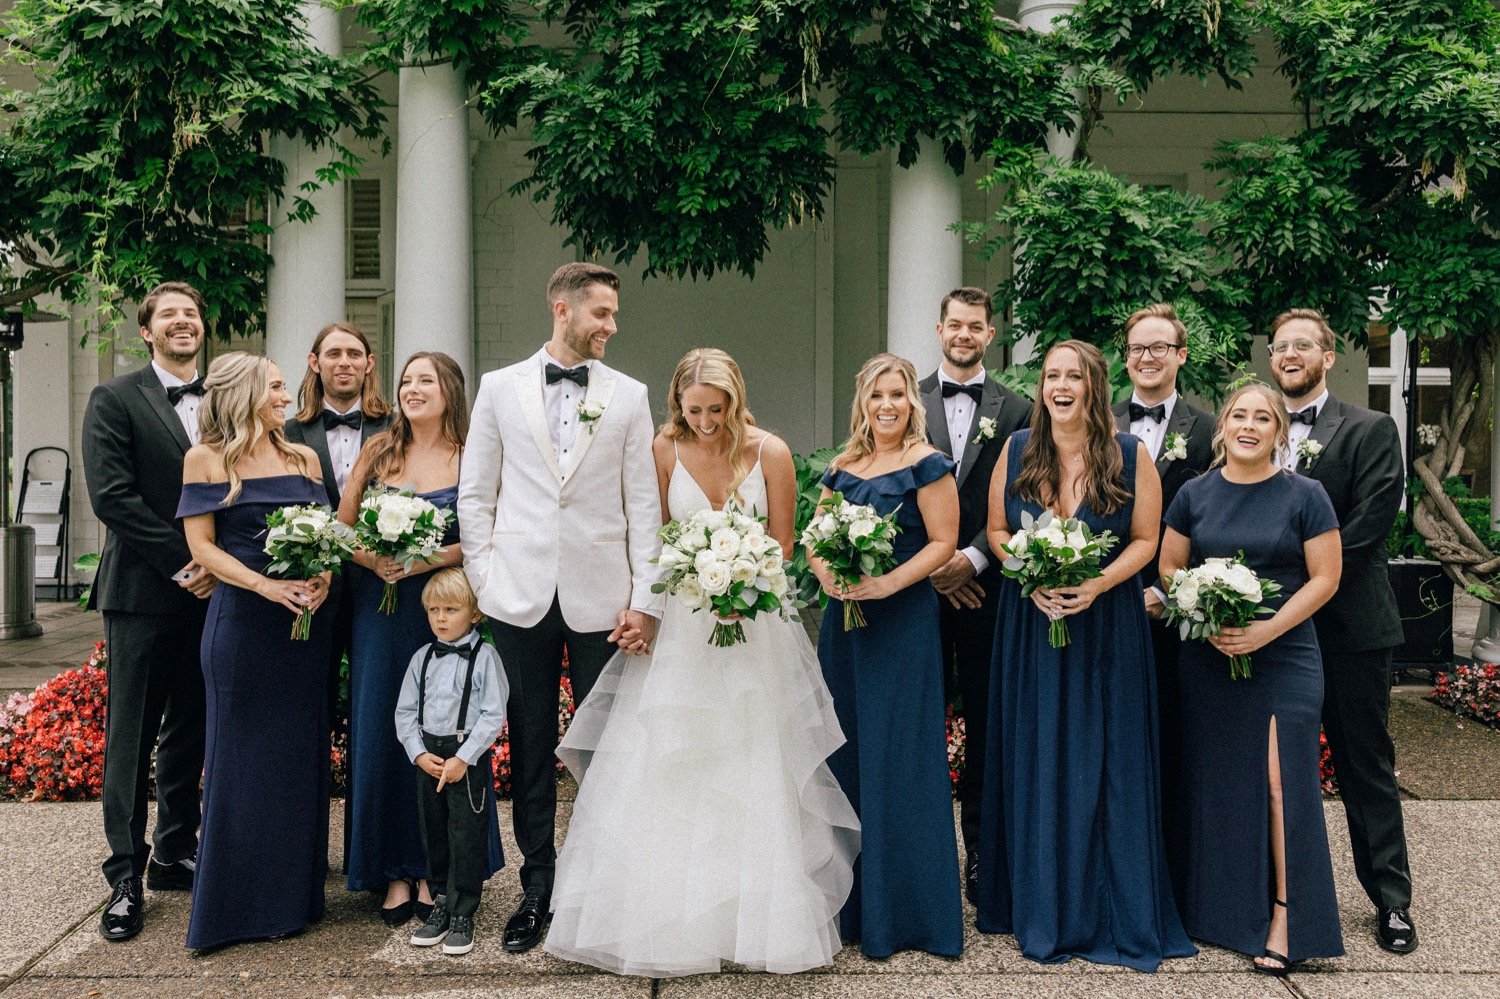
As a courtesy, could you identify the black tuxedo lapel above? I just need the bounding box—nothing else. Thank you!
[1298,401,1346,475]
[135,373,191,454]
[956,379,1004,489]
[922,379,954,459]
[1111,401,1130,434]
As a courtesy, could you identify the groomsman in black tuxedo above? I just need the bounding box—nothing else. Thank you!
[918,287,1031,902]
[283,322,393,751]
[1269,307,1417,953]
[1109,304,1212,887]
[82,281,216,941]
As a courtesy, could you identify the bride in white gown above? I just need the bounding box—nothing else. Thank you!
[545,348,860,977]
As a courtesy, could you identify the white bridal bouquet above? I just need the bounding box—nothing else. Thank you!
[1162,553,1282,680]
[353,488,454,614]
[798,492,901,631]
[652,505,794,647]
[263,504,357,640]
[999,510,1119,649]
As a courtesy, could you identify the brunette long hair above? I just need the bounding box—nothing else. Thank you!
[360,352,468,484]
[294,321,393,424]
[1011,340,1131,517]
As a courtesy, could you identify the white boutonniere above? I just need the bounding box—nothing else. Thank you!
[1161,432,1188,463]
[1296,438,1323,465]
[972,416,998,445]
[577,399,606,432]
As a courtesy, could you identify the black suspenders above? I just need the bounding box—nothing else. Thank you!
[416,641,481,737]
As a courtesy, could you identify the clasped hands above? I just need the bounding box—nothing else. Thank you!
[415,752,469,792]
[1030,579,1105,621]
[259,572,331,615]
[1208,622,1274,658]
[812,565,899,603]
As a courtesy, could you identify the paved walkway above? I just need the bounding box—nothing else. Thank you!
[2,603,1496,997]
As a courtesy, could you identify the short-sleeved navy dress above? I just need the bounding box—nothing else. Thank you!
[977,430,1193,972]
[1164,468,1344,961]
[177,474,332,950]
[818,452,964,958]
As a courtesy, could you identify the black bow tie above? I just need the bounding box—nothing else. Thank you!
[1289,407,1318,426]
[545,362,589,387]
[942,381,983,402]
[322,409,362,431]
[1129,401,1166,423]
[166,378,204,406]
[432,640,473,658]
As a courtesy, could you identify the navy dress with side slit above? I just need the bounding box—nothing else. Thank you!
[817,452,964,959]
[976,430,1193,971]
[177,474,331,950]
[1165,468,1344,961]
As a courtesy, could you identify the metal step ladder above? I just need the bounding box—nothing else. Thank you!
[17,447,71,601]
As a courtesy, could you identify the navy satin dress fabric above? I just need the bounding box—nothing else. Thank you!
[977,431,1194,971]
[818,452,964,958]
[345,482,503,892]
[1165,469,1344,961]
[177,474,332,950]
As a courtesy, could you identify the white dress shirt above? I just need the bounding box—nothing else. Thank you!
[1127,392,1177,460]
[152,361,201,446]
[322,400,363,497]
[937,370,990,576]
[538,348,591,476]
[393,630,509,766]
[1283,388,1328,469]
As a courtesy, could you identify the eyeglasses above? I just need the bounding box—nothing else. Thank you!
[1268,338,1324,355]
[1124,341,1178,360]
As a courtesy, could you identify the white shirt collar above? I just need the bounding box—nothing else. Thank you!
[151,361,197,389]
[436,629,481,653]
[1289,388,1329,419]
[537,345,593,374]
[322,399,363,416]
[1130,391,1178,421]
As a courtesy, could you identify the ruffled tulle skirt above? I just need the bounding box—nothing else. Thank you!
[544,603,861,977]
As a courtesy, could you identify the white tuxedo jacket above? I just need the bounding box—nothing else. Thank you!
[458,355,663,631]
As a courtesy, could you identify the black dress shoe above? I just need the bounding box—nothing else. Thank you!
[502,887,550,953]
[1377,907,1418,953]
[380,898,414,927]
[100,877,144,942]
[965,852,979,905]
[145,856,196,892]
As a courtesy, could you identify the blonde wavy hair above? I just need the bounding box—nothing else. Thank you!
[1211,381,1291,469]
[663,348,756,502]
[198,352,308,503]
[837,353,927,467]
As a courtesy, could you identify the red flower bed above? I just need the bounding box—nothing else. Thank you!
[1319,729,1338,797]
[1431,663,1500,727]
[946,706,966,788]
[1,642,109,801]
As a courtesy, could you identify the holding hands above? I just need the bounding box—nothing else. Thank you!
[608,608,659,656]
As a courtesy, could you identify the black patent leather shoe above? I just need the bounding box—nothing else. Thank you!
[502,887,550,953]
[145,855,196,892]
[965,851,979,905]
[1377,907,1418,953]
[100,877,144,942]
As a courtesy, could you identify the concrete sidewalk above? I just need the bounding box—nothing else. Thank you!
[0,796,1495,999]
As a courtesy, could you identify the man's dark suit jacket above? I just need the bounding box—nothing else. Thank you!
[82,365,199,614]
[1296,394,1404,652]
[918,372,1033,562]
[1112,395,1214,581]
[283,409,393,510]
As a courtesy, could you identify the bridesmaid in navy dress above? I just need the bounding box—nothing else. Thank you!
[1159,382,1343,975]
[977,340,1192,971]
[811,353,964,958]
[179,353,335,950]
[338,352,502,925]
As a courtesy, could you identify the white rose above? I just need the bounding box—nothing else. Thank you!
[699,564,732,596]
[758,553,783,575]
[702,510,731,532]
[657,545,687,570]
[816,513,837,536]
[743,532,771,557]
[375,509,408,541]
[676,578,709,610]
[693,549,722,574]
[1227,565,1262,599]
[1173,578,1199,612]
[709,528,742,559]
[848,517,877,541]
[729,558,758,583]
[733,513,758,532]
[1006,529,1029,555]
[1065,529,1088,551]
[768,571,789,597]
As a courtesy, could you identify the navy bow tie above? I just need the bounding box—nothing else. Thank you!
[1129,401,1166,423]
[322,409,362,431]
[545,362,589,387]
[166,378,204,406]
[942,381,983,402]
[1289,407,1318,426]
[431,640,473,658]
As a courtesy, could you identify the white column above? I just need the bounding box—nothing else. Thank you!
[393,61,473,378]
[266,1,346,380]
[886,136,962,374]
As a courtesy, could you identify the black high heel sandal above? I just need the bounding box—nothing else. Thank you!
[1254,899,1295,977]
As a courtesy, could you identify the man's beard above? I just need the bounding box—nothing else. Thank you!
[1274,359,1325,399]
[943,344,983,369]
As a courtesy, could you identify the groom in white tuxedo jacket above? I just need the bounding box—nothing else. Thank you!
[458,262,663,952]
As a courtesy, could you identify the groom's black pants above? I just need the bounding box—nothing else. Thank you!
[488,595,616,896]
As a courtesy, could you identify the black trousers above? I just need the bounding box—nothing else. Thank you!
[938,575,999,856]
[1321,646,1412,910]
[488,595,616,894]
[1149,616,1186,898]
[101,607,207,886]
[415,733,493,919]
